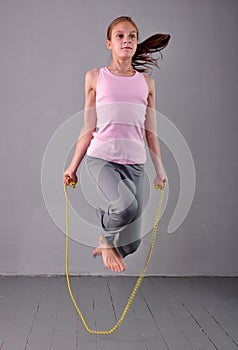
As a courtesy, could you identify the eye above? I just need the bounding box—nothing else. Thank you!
[129,34,136,39]
[116,34,124,39]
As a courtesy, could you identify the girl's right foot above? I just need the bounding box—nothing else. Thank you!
[92,235,126,272]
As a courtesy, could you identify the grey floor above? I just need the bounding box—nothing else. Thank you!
[0,277,237,350]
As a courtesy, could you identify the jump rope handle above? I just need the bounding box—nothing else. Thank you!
[154,184,164,190]
[66,176,77,189]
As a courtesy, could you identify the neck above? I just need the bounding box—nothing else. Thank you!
[108,59,133,73]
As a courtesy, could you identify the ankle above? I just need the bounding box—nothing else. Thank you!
[99,235,113,249]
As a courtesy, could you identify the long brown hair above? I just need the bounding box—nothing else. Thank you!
[106,16,171,73]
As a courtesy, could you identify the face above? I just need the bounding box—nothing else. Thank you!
[106,21,138,59]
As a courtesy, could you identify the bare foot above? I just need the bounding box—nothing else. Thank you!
[92,235,126,272]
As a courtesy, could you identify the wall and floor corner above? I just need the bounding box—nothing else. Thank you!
[0,0,237,276]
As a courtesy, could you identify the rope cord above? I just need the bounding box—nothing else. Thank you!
[64,180,164,335]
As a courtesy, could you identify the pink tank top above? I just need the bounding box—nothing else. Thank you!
[86,67,149,164]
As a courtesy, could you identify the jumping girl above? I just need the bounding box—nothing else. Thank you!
[64,16,170,273]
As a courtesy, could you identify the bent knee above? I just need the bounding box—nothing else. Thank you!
[118,199,138,225]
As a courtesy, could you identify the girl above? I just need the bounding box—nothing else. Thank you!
[64,16,170,272]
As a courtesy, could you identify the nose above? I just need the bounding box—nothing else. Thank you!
[124,35,131,44]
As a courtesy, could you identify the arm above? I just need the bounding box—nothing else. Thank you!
[144,75,167,189]
[64,69,99,185]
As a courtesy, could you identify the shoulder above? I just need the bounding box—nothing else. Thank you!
[85,68,100,90]
[85,68,100,80]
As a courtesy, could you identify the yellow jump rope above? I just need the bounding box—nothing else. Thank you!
[64,177,165,335]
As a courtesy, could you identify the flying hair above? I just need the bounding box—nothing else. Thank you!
[106,16,171,73]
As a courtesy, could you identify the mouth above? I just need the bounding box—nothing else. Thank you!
[122,47,132,50]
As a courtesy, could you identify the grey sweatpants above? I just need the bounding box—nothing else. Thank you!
[86,156,144,258]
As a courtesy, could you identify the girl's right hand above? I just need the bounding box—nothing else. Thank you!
[63,169,78,186]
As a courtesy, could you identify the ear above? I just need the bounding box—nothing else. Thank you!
[106,39,112,50]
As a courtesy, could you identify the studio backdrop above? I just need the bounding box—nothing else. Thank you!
[0,0,237,276]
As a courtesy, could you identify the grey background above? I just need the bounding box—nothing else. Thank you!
[0,0,237,276]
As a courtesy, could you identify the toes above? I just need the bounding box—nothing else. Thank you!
[92,247,102,257]
[119,261,126,272]
[116,260,125,272]
[104,257,117,272]
[105,258,116,272]
[105,259,115,272]
[107,256,126,272]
